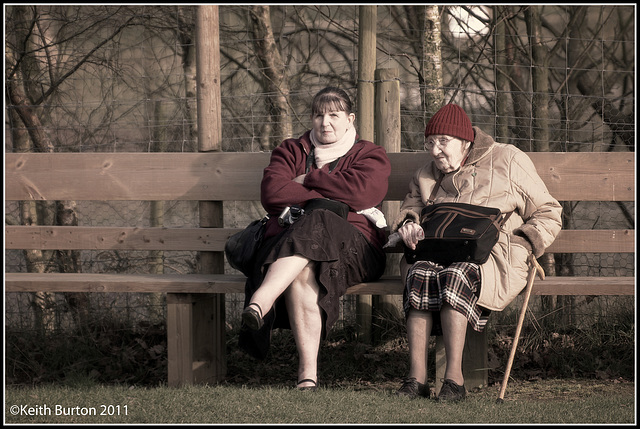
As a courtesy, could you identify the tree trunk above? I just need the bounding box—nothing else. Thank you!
[420,5,444,120]
[148,100,167,324]
[57,200,91,330]
[525,5,556,320]
[8,7,88,332]
[525,6,550,152]
[249,5,292,149]
[494,6,510,143]
[179,6,198,150]
[504,7,531,151]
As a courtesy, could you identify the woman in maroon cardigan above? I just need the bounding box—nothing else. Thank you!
[238,87,391,390]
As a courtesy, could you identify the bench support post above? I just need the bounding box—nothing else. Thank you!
[435,327,488,395]
[167,293,194,386]
[167,293,226,387]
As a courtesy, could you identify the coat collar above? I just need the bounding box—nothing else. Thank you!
[465,126,495,165]
[300,130,313,155]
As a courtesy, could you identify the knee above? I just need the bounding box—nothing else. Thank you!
[408,308,432,325]
[292,261,312,281]
[288,262,320,296]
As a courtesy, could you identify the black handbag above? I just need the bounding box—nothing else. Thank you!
[224,215,269,276]
[405,174,511,265]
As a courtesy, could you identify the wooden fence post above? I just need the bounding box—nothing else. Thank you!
[167,4,226,387]
[374,68,403,340]
[355,5,376,343]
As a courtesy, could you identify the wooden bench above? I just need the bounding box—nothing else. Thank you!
[5,151,635,389]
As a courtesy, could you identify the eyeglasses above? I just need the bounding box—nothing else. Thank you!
[424,136,455,151]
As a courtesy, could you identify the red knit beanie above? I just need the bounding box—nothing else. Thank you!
[424,104,474,142]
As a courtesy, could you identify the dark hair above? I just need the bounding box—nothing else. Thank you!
[311,87,353,116]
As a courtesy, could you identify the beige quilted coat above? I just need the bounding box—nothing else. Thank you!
[392,126,562,311]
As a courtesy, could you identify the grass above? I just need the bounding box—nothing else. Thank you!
[5,295,635,424]
[4,378,635,424]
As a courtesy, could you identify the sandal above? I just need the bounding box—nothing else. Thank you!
[242,303,264,331]
[296,378,317,392]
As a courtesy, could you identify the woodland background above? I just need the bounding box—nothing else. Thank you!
[4,5,635,385]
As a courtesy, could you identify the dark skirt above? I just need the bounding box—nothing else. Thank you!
[239,209,386,359]
[404,260,491,336]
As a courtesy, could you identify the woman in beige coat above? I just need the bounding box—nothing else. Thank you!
[391,104,562,402]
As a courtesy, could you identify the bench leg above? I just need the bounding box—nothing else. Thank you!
[356,295,373,342]
[167,293,226,387]
[435,327,488,395]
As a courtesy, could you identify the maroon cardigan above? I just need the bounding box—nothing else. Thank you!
[260,130,391,249]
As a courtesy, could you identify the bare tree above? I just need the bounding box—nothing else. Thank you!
[249,5,292,149]
[5,6,142,330]
[526,6,550,152]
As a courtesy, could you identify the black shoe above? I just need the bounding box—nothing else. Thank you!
[297,378,317,392]
[437,379,466,402]
[396,377,430,398]
[242,303,264,331]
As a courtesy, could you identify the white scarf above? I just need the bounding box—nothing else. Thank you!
[309,126,357,169]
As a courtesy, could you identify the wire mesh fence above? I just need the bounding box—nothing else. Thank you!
[4,5,635,338]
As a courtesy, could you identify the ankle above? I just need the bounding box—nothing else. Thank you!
[407,370,427,385]
[247,302,263,315]
[444,374,464,386]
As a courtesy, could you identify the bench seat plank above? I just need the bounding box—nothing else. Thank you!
[5,273,634,296]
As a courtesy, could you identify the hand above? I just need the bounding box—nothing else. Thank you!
[293,174,306,184]
[398,221,424,250]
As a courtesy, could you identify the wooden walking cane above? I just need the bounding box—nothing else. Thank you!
[497,254,545,403]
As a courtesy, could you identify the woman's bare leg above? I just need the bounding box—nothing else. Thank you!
[406,309,433,385]
[440,303,467,385]
[246,256,322,387]
[284,262,322,388]
[247,254,310,316]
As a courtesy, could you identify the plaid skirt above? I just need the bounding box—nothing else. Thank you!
[404,260,491,335]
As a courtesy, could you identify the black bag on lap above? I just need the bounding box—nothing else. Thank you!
[404,174,511,265]
[405,202,509,265]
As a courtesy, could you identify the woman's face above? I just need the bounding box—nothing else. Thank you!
[312,110,355,145]
[425,134,471,173]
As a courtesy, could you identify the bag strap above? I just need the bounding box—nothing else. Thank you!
[428,172,513,227]
[305,148,314,173]
[305,148,342,174]
[427,173,445,205]
[499,211,513,227]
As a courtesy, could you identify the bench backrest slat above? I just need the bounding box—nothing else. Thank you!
[5,227,634,255]
[6,152,634,202]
